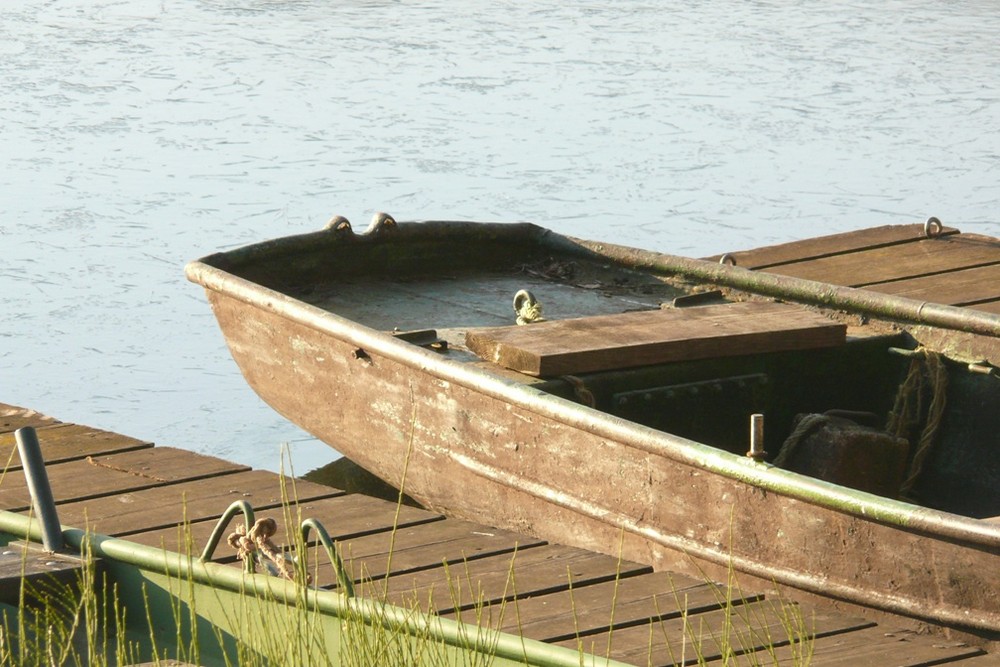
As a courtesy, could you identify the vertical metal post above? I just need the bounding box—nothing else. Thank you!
[747,413,767,461]
[14,427,64,552]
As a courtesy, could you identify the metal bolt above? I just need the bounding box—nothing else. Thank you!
[746,413,767,462]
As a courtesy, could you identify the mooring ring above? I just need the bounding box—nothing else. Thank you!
[923,216,943,238]
[719,253,737,266]
[365,212,397,235]
[324,215,353,233]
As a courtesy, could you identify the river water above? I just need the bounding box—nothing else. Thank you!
[2,0,999,473]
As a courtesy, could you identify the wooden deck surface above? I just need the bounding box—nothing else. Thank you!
[2,402,993,666]
[707,223,1000,313]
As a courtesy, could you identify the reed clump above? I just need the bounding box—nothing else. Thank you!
[0,519,813,667]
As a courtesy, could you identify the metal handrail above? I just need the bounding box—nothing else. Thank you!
[301,517,355,597]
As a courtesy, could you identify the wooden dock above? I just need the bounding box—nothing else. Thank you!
[2,402,994,666]
[710,222,1000,313]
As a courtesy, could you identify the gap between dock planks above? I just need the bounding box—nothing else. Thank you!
[0,402,991,666]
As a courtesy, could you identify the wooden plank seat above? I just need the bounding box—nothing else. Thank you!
[465,301,845,376]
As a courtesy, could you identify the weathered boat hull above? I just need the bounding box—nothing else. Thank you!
[188,220,1000,633]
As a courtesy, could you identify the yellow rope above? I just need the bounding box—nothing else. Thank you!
[514,289,545,325]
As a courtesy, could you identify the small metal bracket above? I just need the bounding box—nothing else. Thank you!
[889,347,1000,378]
[968,362,1000,378]
[671,290,725,308]
[392,328,448,351]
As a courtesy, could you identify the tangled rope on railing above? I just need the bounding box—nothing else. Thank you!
[886,348,948,500]
[228,517,297,581]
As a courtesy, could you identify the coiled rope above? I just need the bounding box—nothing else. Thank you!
[513,289,545,325]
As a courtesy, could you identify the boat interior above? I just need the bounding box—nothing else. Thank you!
[222,228,1000,521]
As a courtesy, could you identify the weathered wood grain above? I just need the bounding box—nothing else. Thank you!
[969,300,1000,315]
[0,403,60,434]
[0,447,248,512]
[562,600,873,666]
[466,301,845,376]
[444,571,753,642]
[311,516,546,587]
[740,625,988,667]
[703,223,959,269]
[0,542,85,605]
[0,423,152,470]
[378,543,652,615]
[44,469,343,536]
[125,491,444,560]
[760,234,1000,287]
[864,263,1000,305]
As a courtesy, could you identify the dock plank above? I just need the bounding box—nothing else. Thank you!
[0,404,60,434]
[379,544,652,615]
[0,447,248,512]
[969,300,1000,315]
[759,234,1000,287]
[311,516,547,587]
[562,600,872,667]
[43,469,343,536]
[125,491,445,560]
[704,224,960,269]
[861,263,1000,305]
[447,571,757,643]
[736,625,988,666]
[0,423,152,470]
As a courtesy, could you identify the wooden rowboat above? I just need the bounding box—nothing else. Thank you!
[186,215,1000,635]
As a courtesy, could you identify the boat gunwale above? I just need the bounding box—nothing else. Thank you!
[184,221,1000,551]
[556,234,1000,339]
[0,510,623,667]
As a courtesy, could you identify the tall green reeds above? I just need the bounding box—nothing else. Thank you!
[1,439,814,667]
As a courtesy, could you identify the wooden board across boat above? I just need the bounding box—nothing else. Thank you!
[186,215,1000,636]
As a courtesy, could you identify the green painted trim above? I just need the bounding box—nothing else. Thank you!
[0,511,631,667]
